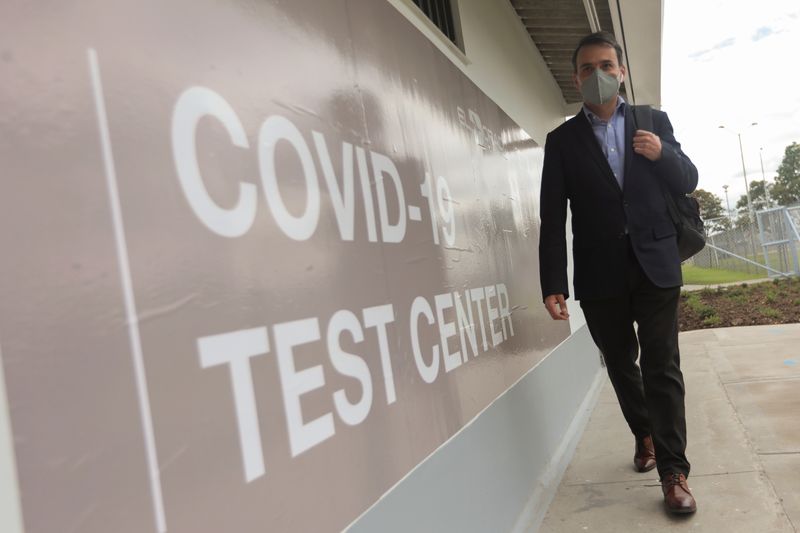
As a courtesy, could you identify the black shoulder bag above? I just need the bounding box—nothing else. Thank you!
[632,105,705,261]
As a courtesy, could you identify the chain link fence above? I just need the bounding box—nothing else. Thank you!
[686,206,800,277]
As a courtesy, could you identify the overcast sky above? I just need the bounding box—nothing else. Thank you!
[661,0,800,212]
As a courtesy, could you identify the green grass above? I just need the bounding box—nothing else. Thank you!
[709,248,794,274]
[682,264,766,285]
[684,292,716,318]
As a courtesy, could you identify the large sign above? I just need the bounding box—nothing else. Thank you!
[0,0,569,531]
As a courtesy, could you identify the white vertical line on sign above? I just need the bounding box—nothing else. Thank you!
[0,342,25,533]
[87,48,167,533]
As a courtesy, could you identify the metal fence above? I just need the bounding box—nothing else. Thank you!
[688,206,800,277]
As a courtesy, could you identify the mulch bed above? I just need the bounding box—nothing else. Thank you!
[679,277,800,331]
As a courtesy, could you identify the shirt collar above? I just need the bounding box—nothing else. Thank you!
[582,96,627,123]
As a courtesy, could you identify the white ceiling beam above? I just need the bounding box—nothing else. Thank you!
[582,0,601,32]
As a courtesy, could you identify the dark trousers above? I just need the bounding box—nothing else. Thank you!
[579,243,690,478]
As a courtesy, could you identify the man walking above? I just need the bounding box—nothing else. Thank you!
[538,31,698,514]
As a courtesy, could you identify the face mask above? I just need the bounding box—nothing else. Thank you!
[579,68,621,105]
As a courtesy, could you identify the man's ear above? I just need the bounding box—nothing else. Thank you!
[572,72,580,90]
[619,64,626,83]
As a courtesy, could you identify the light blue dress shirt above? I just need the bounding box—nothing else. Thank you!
[583,97,626,189]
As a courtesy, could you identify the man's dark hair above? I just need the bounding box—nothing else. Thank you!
[571,31,623,72]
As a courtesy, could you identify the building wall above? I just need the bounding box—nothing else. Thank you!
[383,0,588,332]
[387,0,567,144]
[348,2,601,531]
[348,327,602,533]
[0,1,601,532]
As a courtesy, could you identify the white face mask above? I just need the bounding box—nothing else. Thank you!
[580,68,621,105]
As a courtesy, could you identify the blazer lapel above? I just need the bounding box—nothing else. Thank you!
[573,113,621,194]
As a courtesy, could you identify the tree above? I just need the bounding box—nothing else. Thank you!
[691,189,729,234]
[769,142,800,206]
[692,189,725,219]
[735,179,772,212]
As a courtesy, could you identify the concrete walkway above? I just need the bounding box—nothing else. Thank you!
[540,324,800,532]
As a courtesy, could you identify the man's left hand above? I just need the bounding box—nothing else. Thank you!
[633,130,662,161]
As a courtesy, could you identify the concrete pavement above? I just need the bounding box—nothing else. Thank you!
[539,324,800,532]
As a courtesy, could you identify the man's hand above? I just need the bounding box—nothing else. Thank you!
[544,294,570,321]
[633,130,662,161]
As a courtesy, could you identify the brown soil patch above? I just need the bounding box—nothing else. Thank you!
[679,277,800,331]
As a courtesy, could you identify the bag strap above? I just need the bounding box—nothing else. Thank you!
[631,105,682,227]
[631,104,654,133]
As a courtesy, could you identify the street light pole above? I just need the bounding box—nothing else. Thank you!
[760,147,771,207]
[719,123,758,222]
[736,131,754,222]
[719,123,760,263]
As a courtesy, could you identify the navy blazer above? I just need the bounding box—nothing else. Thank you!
[538,105,698,301]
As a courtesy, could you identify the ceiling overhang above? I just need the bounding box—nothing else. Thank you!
[509,0,663,114]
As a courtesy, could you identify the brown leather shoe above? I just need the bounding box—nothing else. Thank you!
[633,435,656,472]
[661,473,697,514]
